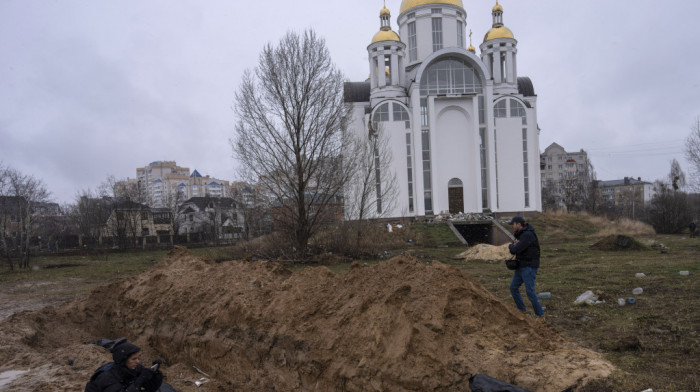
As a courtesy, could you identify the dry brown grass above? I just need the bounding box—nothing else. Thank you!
[534,211,655,239]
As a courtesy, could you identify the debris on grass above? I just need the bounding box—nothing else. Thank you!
[574,290,604,305]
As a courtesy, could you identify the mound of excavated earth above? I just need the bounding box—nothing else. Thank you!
[0,247,614,391]
[455,243,512,262]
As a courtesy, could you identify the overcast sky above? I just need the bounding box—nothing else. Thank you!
[1,0,698,204]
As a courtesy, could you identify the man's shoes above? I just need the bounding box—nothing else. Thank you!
[535,316,546,323]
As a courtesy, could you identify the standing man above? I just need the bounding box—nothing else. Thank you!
[507,216,545,320]
[689,222,696,238]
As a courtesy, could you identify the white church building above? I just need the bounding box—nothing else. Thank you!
[344,0,541,218]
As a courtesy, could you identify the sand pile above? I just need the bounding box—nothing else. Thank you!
[0,247,614,391]
[455,243,512,262]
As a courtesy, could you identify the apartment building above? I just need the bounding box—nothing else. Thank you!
[135,161,230,207]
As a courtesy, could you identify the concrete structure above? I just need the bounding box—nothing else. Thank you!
[344,0,540,218]
[597,177,655,214]
[135,161,230,207]
[540,143,588,186]
[539,143,589,209]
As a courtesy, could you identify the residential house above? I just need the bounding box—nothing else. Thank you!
[177,197,243,240]
[102,199,173,246]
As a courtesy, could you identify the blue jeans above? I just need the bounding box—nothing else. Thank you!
[510,267,544,317]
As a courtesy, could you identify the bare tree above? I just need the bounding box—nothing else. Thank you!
[231,29,351,260]
[685,116,700,190]
[0,163,13,267]
[647,161,692,233]
[230,182,271,240]
[344,122,398,247]
[98,175,146,248]
[668,158,686,191]
[2,167,51,268]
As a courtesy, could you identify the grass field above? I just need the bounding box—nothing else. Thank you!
[1,213,698,391]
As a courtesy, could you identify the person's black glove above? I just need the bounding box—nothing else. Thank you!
[126,367,154,392]
[135,366,155,385]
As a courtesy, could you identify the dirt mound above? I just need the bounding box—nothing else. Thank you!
[590,235,647,251]
[0,247,614,391]
[455,243,511,262]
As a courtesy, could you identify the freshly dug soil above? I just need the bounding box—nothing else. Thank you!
[590,235,647,251]
[455,243,512,263]
[0,247,614,391]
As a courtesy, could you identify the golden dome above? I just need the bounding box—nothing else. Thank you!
[468,45,475,53]
[483,25,514,42]
[380,6,391,16]
[492,2,503,12]
[371,29,401,44]
[400,0,463,14]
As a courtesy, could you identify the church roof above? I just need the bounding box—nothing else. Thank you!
[371,29,401,44]
[190,169,202,178]
[517,77,536,97]
[400,0,463,14]
[484,25,514,42]
[344,82,371,103]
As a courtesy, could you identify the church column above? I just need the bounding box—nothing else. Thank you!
[391,52,399,85]
[505,49,514,84]
[378,51,387,87]
[370,55,378,88]
[492,50,502,83]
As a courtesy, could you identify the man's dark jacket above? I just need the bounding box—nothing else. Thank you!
[508,223,540,269]
[92,364,162,392]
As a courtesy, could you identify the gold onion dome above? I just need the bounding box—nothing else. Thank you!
[484,1,514,42]
[380,6,391,16]
[484,25,514,41]
[372,29,401,43]
[400,0,463,13]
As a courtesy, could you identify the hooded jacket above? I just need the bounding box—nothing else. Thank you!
[91,342,163,392]
[508,223,540,269]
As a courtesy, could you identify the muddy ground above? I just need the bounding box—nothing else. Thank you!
[0,247,615,391]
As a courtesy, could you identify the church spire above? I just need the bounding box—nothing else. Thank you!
[468,29,475,53]
[380,0,391,31]
[492,1,504,27]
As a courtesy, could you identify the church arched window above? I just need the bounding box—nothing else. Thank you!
[420,56,483,96]
[494,100,507,117]
[510,99,527,124]
[393,103,410,128]
[371,102,390,130]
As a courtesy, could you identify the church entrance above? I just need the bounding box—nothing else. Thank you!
[448,178,464,214]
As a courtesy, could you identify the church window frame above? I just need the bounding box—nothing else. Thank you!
[457,20,464,48]
[408,22,417,61]
[431,17,443,52]
[494,99,507,117]
[371,102,390,130]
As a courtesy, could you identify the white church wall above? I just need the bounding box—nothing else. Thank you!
[431,97,481,214]
[384,120,411,217]
[494,116,527,212]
